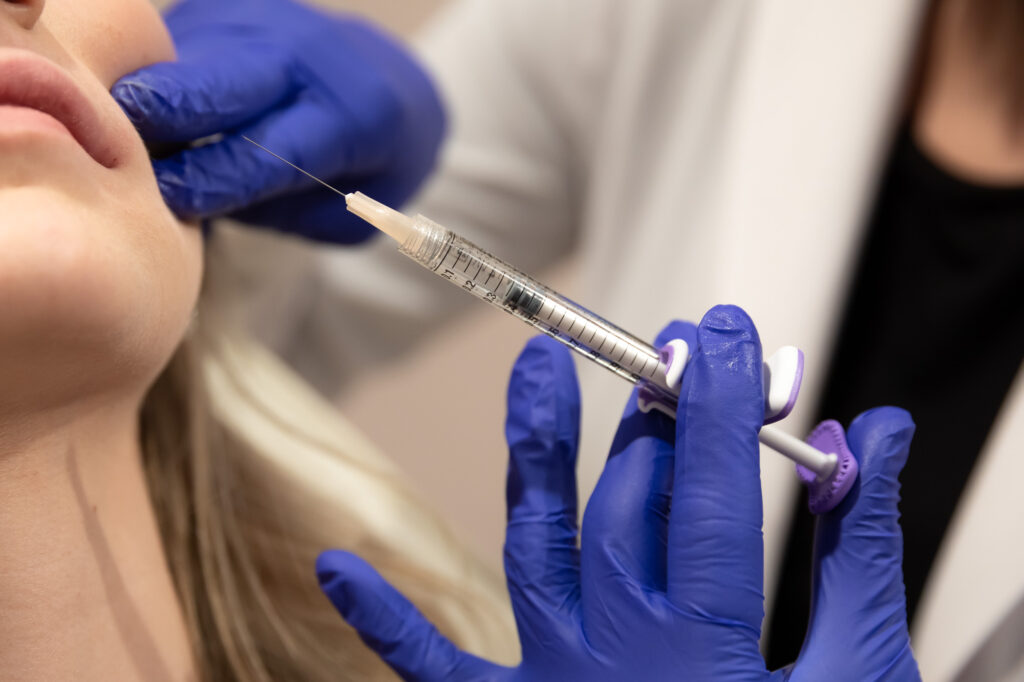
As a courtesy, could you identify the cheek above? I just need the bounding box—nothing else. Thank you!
[41,0,176,87]
[0,187,203,407]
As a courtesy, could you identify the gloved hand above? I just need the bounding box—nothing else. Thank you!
[317,306,921,681]
[786,405,921,680]
[112,0,445,243]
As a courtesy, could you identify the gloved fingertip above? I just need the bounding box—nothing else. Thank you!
[683,305,762,411]
[508,336,578,408]
[698,304,757,342]
[109,79,129,100]
[653,319,698,349]
[111,75,175,134]
[519,334,572,366]
[847,406,916,472]
[315,550,374,611]
[506,335,581,468]
[110,80,143,114]
[154,170,197,220]
[316,547,474,678]
[848,406,915,440]
[315,549,345,586]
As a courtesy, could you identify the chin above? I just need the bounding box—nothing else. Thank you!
[0,183,203,414]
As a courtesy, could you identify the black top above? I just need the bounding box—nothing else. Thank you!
[765,126,1024,668]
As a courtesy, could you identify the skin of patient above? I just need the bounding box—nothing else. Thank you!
[0,1,202,680]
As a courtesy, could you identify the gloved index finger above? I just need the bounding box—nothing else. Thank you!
[666,306,766,634]
[503,336,583,648]
[112,42,295,142]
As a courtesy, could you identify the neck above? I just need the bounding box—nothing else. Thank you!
[914,0,1024,183]
[0,396,196,681]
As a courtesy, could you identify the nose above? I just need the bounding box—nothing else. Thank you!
[1,0,44,30]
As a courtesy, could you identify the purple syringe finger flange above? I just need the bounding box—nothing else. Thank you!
[797,420,859,514]
[637,339,688,417]
[639,339,805,425]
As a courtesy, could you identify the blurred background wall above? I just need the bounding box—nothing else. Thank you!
[156,0,448,34]
[314,0,447,37]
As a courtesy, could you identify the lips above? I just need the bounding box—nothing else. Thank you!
[0,50,122,168]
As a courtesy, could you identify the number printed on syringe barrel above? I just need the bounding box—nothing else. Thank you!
[400,215,670,391]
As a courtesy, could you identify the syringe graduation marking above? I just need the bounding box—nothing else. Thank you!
[424,233,661,384]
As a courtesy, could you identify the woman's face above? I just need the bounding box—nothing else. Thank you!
[0,0,201,411]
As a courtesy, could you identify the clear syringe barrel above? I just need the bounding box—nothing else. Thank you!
[342,191,847,493]
[398,213,677,398]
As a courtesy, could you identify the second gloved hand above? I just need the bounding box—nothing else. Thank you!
[317,307,921,681]
[112,0,445,243]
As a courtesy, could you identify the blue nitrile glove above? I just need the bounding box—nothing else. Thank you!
[785,406,921,680]
[112,0,445,243]
[316,306,921,681]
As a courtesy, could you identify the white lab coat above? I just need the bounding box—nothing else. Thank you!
[225,1,1024,679]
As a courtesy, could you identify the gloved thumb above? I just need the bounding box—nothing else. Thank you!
[792,407,921,680]
[316,550,497,681]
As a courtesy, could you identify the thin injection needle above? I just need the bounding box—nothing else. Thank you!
[241,135,348,199]
[241,135,415,242]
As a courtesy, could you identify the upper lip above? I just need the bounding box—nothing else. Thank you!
[0,50,121,168]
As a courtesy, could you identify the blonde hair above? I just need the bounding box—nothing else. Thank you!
[140,292,517,680]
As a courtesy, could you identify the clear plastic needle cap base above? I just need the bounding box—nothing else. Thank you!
[345,192,416,243]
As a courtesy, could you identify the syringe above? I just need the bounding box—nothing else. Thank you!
[346,192,845,468]
[244,137,858,512]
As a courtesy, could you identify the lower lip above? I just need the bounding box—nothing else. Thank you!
[0,104,76,143]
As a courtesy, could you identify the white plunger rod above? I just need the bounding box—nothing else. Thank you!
[760,425,837,479]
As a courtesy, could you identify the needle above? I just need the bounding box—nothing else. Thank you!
[241,135,349,199]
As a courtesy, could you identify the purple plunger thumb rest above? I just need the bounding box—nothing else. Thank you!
[797,420,859,514]
[639,340,804,423]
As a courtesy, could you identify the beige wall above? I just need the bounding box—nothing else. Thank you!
[154,0,446,35]
[310,0,446,37]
